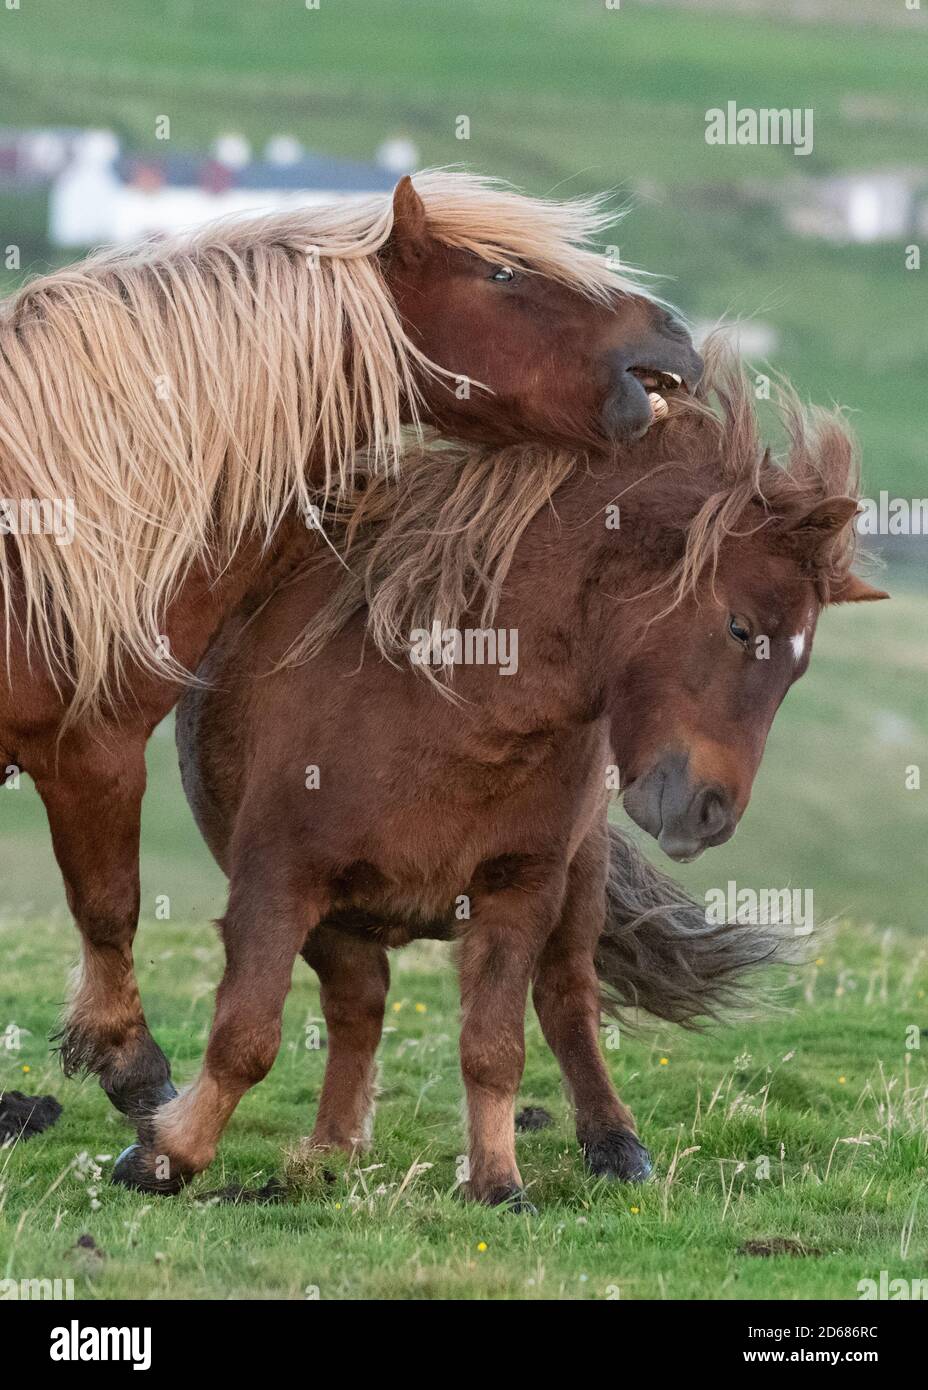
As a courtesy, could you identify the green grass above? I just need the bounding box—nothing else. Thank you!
[1,916,925,1300]
[1,588,926,1300]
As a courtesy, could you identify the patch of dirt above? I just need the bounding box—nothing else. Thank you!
[738,1237,822,1258]
[67,1233,105,1270]
[515,1106,554,1132]
[198,1178,287,1205]
[0,1090,63,1144]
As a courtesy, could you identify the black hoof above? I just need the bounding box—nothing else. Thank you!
[582,1128,653,1183]
[503,1192,538,1215]
[514,1106,553,1133]
[480,1184,538,1214]
[111,1143,184,1196]
[104,1077,178,1121]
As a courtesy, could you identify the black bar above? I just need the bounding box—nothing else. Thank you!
[5,1297,921,1372]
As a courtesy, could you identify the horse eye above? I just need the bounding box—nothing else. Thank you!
[489,265,515,283]
[728,615,751,646]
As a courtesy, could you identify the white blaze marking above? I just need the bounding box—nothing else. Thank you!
[790,631,806,661]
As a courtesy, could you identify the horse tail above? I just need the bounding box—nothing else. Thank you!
[595,824,790,1027]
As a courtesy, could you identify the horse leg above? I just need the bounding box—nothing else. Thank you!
[300,927,390,1152]
[112,872,317,1192]
[32,735,175,1120]
[531,826,652,1182]
[457,871,565,1210]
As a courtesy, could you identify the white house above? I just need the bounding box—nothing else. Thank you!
[783,172,916,244]
[0,125,101,196]
[48,132,409,249]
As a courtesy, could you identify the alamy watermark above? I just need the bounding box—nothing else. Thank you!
[49,1320,151,1369]
[705,102,813,157]
[409,622,519,676]
[0,496,75,546]
[858,1271,928,1300]
[705,880,813,936]
[0,1276,75,1299]
[856,493,928,536]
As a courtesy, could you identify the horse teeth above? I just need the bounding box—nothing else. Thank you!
[667,372,683,386]
[649,392,669,419]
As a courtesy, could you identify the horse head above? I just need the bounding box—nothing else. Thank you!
[381,175,702,448]
[597,373,889,861]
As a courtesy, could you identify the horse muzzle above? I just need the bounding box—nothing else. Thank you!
[623,751,738,863]
[601,328,703,443]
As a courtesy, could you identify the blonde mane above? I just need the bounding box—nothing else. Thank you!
[0,169,645,720]
[290,442,580,680]
[296,337,862,675]
[657,335,861,613]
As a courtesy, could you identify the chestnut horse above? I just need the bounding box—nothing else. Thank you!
[0,171,700,1122]
[111,349,886,1201]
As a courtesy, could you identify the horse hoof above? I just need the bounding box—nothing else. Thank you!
[105,1077,178,1121]
[111,1143,184,1195]
[478,1184,538,1213]
[502,1191,538,1215]
[583,1128,653,1183]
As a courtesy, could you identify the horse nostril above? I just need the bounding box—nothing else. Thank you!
[661,312,690,341]
[695,788,727,836]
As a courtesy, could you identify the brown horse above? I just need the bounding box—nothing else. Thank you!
[111,348,886,1201]
[0,171,700,1122]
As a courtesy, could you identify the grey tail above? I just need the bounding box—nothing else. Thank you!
[595,823,793,1028]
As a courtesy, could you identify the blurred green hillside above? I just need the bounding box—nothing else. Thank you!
[0,0,926,494]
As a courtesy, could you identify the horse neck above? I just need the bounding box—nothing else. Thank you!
[159,514,313,680]
[449,497,649,737]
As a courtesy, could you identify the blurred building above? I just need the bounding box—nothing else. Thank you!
[741,168,927,245]
[783,172,916,244]
[0,126,87,186]
[47,130,413,249]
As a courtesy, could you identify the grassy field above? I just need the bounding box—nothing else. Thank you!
[1,916,925,1300]
[1,588,926,1300]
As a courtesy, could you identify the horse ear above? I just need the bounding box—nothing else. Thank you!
[389,176,428,267]
[791,495,860,540]
[827,573,890,605]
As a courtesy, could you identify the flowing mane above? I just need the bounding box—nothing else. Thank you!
[296,337,863,674]
[0,169,646,719]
